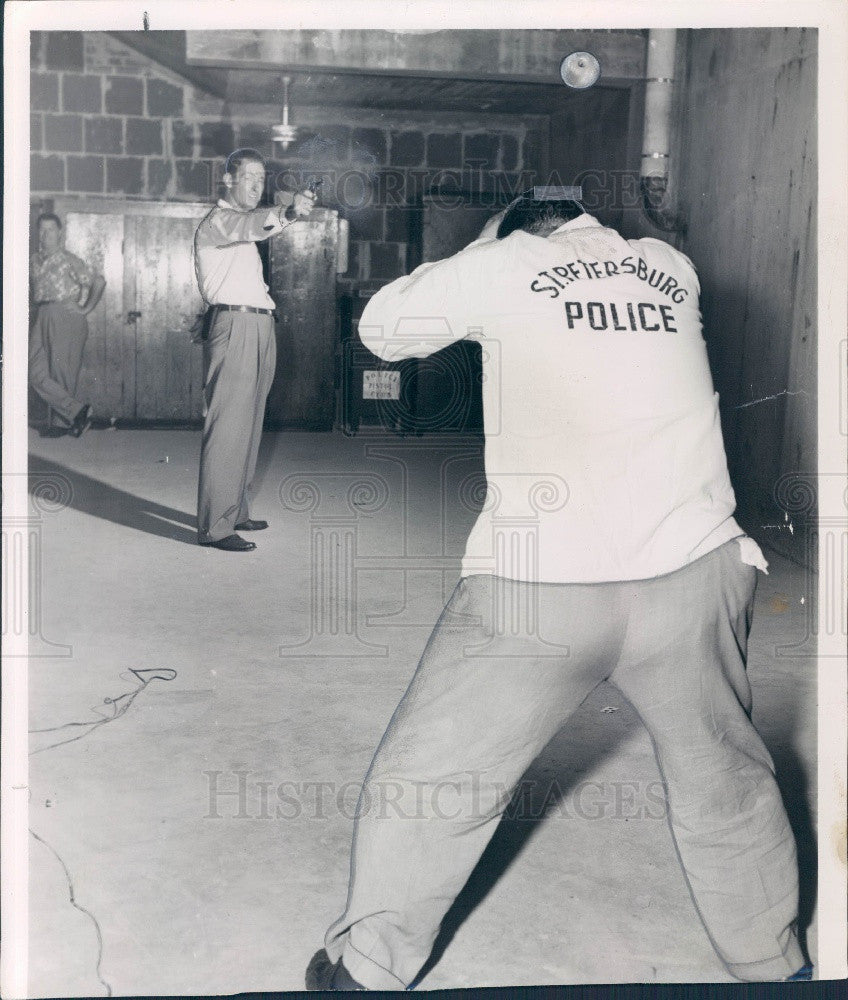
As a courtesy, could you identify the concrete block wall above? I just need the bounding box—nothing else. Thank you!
[31,33,195,200]
[30,31,550,292]
[249,119,542,291]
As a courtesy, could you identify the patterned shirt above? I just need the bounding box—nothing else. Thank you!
[30,248,92,304]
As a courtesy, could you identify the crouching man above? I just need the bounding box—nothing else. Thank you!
[306,192,810,988]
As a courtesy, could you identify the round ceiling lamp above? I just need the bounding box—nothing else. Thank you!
[560,51,601,89]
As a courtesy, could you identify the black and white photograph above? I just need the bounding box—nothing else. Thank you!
[2,1,846,996]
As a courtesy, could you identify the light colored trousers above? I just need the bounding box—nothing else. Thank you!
[325,540,805,987]
[197,310,276,542]
[29,302,89,427]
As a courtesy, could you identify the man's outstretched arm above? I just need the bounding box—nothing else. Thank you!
[358,245,492,362]
[202,190,317,248]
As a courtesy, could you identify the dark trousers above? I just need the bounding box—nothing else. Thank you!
[29,302,89,427]
[196,310,276,542]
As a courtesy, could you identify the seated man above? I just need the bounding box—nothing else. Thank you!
[307,192,810,989]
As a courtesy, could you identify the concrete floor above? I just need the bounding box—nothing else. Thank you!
[25,427,817,995]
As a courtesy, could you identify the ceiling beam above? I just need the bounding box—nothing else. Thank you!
[109,30,228,98]
[185,29,646,84]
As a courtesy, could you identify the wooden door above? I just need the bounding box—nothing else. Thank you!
[131,215,206,421]
[266,208,339,429]
[55,199,209,422]
[420,195,495,264]
[548,87,633,231]
[414,194,488,433]
[62,212,131,417]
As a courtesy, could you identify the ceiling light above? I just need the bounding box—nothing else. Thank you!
[560,51,601,89]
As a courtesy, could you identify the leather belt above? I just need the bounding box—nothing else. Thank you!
[212,304,276,317]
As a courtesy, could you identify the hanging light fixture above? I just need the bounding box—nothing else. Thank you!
[560,51,601,90]
[272,75,299,149]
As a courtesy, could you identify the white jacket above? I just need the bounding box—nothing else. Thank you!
[359,214,747,584]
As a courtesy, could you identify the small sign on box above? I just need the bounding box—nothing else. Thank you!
[363,370,400,400]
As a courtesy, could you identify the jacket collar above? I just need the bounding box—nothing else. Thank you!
[550,213,602,236]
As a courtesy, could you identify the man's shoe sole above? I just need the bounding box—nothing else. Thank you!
[198,535,256,552]
[786,963,814,981]
[305,949,336,991]
[69,405,92,438]
[305,948,366,991]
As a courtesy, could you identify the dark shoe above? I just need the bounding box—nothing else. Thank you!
[39,426,68,438]
[234,519,268,531]
[786,964,813,981]
[198,534,256,552]
[68,404,92,438]
[305,948,366,991]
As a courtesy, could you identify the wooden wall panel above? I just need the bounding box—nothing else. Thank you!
[656,29,817,562]
[134,216,171,420]
[122,216,139,422]
[165,217,207,421]
[134,215,206,421]
[54,198,210,422]
[63,212,130,418]
[549,87,633,230]
[267,209,339,429]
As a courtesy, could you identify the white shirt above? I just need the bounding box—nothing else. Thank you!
[358,213,748,584]
[194,199,289,309]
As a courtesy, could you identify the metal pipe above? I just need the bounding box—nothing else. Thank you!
[641,30,676,180]
[336,218,349,275]
[640,29,685,233]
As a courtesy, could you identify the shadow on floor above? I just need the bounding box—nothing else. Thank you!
[28,454,197,545]
[413,686,625,985]
[773,743,817,966]
[765,676,817,966]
